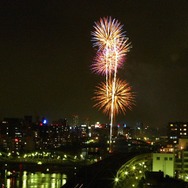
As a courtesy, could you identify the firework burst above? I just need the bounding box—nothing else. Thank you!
[91,49,124,75]
[91,16,131,100]
[93,79,135,118]
[91,17,125,50]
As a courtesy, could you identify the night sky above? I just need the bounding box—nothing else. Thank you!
[0,0,188,128]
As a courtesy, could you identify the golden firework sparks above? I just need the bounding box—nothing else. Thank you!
[93,78,135,118]
[91,17,125,50]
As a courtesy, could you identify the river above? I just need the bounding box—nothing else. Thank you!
[0,162,78,188]
[5,171,67,188]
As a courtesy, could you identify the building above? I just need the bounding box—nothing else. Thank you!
[0,118,24,154]
[175,150,188,181]
[143,171,187,188]
[168,122,188,145]
[152,153,175,177]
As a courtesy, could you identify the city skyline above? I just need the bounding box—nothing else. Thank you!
[0,0,187,127]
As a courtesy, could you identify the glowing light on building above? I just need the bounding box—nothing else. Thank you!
[42,119,47,124]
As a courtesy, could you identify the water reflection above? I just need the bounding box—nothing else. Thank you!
[6,171,67,188]
[1,147,107,188]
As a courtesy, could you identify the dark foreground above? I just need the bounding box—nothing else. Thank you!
[62,152,138,188]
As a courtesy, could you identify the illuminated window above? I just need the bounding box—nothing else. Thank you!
[184,124,187,127]
[170,136,177,139]
[184,128,187,131]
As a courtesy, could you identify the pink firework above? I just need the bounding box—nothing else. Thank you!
[91,49,124,75]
